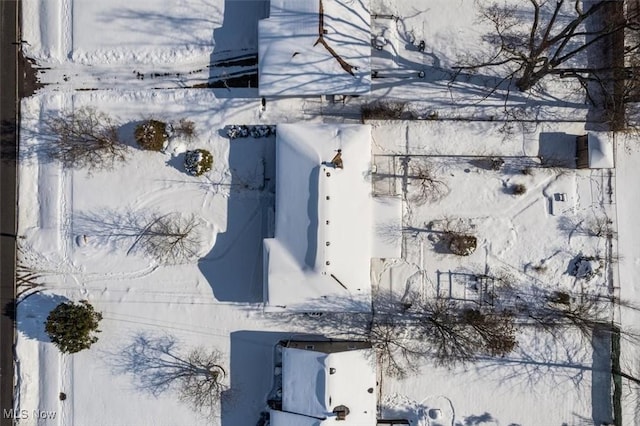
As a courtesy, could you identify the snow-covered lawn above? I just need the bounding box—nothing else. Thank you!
[368,119,616,425]
[16,90,300,426]
[22,0,268,64]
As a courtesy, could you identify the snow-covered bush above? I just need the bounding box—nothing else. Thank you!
[490,157,504,171]
[173,118,197,140]
[570,256,601,280]
[184,149,213,176]
[226,124,276,139]
[135,119,168,151]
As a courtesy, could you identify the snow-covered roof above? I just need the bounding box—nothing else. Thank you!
[264,123,376,312]
[588,132,615,169]
[271,346,377,426]
[258,0,371,96]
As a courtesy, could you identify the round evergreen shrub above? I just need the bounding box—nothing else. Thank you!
[45,300,102,354]
[134,119,168,151]
[512,183,527,195]
[185,149,213,176]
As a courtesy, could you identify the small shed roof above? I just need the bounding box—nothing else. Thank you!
[588,132,615,169]
[270,346,377,426]
[258,0,371,96]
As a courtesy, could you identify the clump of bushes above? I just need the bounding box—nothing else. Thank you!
[185,149,213,176]
[135,119,168,151]
[361,101,409,120]
[511,183,527,195]
[449,234,477,256]
[226,124,276,139]
[490,157,504,171]
[173,118,197,140]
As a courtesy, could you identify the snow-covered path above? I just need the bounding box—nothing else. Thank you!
[614,136,640,426]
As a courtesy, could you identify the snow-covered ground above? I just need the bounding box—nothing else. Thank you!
[15,0,640,425]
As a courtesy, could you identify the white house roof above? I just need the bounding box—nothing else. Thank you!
[270,347,377,426]
[588,132,615,169]
[263,123,374,312]
[258,0,371,96]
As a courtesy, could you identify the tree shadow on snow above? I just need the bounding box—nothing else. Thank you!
[16,292,68,342]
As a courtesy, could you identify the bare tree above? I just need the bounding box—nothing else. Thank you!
[284,292,517,378]
[173,118,197,140]
[44,107,127,171]
[370,295,518,374]
[525,290,612,338]
[408,297,518,367]
[407,160,450,204]
[128,213,203,264]
[456,0,639,92]
[113,333,226,420]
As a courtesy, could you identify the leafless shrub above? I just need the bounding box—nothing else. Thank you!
[448,234,478,256]
[511,183,527,195]
[426,217,478,256]
[407,161,450,204]
[173,118,197,140]
[361,101,409,120]
[128,213,202,264]
[531,263,548,273]
[582,215,616,239]
[43,107,127,171]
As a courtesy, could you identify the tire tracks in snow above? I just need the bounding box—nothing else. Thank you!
[60,0,72,60]
[59,354,73,426]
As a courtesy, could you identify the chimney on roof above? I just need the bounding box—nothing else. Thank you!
[333,405,350,420]
[330,149,343,169]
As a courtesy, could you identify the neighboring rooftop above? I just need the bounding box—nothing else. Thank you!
[258,0,371,96]
[270,343,377,426]
[587,132,615,169]
[263,123,401,312]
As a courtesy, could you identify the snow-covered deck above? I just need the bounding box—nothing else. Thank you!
[258,0,371,96]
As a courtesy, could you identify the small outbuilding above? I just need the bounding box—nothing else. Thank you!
[576,132,615,169]
[270,341,377,426]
